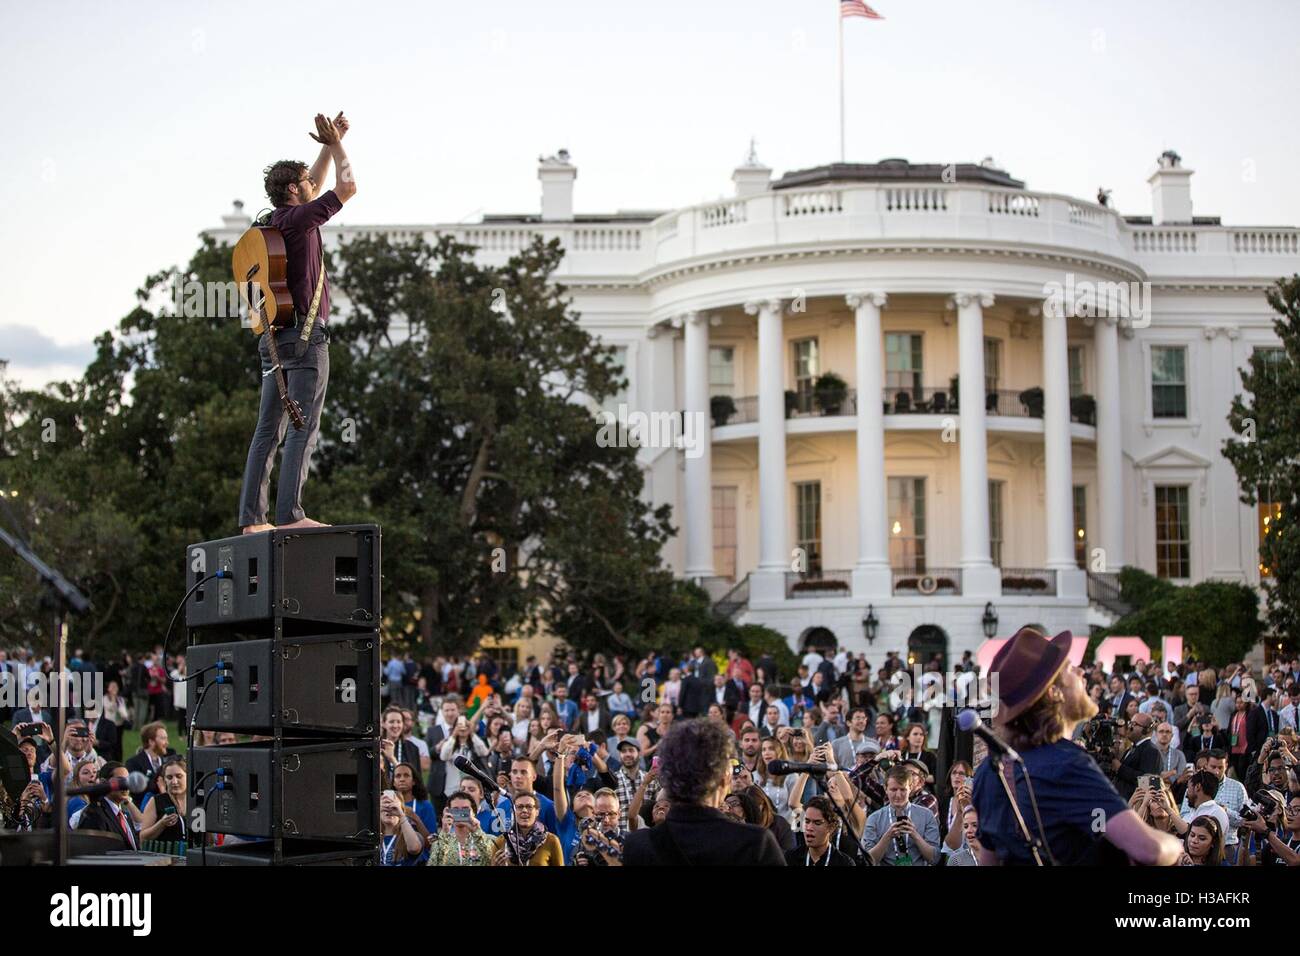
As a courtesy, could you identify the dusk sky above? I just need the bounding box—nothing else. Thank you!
[3,0,1298,389]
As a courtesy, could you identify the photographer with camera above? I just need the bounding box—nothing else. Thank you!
[1241,790,1300,865]
[971,627,1184,866]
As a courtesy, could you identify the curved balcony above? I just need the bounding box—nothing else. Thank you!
[710,387,1097,442]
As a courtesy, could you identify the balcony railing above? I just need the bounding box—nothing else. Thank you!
[1000,568,1057,596]
[891,568,962,596]
[785,570,853,599]
[712,387,1097,427]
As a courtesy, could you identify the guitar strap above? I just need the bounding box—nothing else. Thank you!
[296,248,327,355]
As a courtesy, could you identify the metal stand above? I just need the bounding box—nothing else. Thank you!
[0,522,90,867]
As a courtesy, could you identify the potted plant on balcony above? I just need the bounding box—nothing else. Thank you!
[813,372,848,416]
[1070,393,1096,426]
[711,394,737,428]
[1018,386,1045,418]
[784,390,799,419]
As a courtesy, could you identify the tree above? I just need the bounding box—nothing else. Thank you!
[1091,566,1263,665]
[1223,274,1300,645]
[1,230,704,662]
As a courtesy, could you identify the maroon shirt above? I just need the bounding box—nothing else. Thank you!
[270,189,343,325]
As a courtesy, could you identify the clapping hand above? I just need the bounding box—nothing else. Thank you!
[309,112,342,146]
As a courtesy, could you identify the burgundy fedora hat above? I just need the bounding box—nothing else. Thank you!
[989,626,1074,725]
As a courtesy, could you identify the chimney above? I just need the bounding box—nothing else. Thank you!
[732,138,771,198]
[538,149,576,221]
[1147,150,1194,224]
[222,199,252,231]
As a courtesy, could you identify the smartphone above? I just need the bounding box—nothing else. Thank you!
[450,807,472,823]
[651,756,661,771]
[1138,774,1162,791]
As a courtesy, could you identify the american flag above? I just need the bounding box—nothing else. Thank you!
[841,0,884,19]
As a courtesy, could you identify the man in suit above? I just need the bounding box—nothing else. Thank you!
[575,693,612,736]
[124,722,177,794]
[563,662,588,703]
[1174,683,1210,735]
[1114,713,1163,800]
[709,674,741,723]
[677,674,711,719]
[623,718,785,866]
[1250,689,1281,757]
[424,698,460,807]
[684,647,717,681]
[1105,675,1133,721]
[75,762,140,850]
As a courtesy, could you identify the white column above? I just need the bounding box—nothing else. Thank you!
[1093,314,1125,571]
[746,297,787,601]
[848,292,891,598]
[682,311,714,579]
[1042,298,1078,579]
[954,292,1000,597]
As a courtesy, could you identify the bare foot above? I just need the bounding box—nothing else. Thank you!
[278,517,330,530]
[242,523,275,534]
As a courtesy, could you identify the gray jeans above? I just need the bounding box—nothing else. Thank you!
[237,325,329,527]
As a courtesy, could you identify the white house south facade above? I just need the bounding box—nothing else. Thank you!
[208,149,1300,667]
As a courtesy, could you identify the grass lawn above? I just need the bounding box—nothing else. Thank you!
[119,722,189,760]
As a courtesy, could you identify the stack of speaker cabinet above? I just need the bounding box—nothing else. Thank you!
[182,525,382,865]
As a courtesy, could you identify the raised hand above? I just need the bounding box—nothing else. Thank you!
[333,111,349,138]
[309,113,341,146]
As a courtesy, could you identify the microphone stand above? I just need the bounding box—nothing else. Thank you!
[0,520,91,866]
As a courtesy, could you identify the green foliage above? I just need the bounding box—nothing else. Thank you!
[0,232,683,661]
[1223,274,1300,643]
[1096,566,1263,666]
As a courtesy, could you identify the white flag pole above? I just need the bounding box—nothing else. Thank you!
[839,7,845,162]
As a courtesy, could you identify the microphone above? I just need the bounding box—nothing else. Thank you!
[68,771,150,798]
[767,759,832,776]
[957,709,1020,763]
[452,754,501,793]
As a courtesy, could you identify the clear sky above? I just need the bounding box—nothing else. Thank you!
[2,0,1297,389]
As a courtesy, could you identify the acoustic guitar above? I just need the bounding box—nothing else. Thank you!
[232,226,305,430]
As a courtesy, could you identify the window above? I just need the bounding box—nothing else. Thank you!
[988,480,1004,567]
[601,345,629,415]
[984,338,1001,394]
[1073,485,1088,569]
[709,346,735,398]
[713,486,738,582]
[1151,346,1187,418]
[477,644,520,675]
[1154,485,1190,578]
[1258,484,1282,579]
[792,339,820,414]
[795,481,822,574]
[1068,346,1085,398]
[885,333,923,400]
[888,477,926,572]
[1253,346,1286,390]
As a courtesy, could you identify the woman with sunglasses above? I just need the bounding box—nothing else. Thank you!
[490,791,563,866]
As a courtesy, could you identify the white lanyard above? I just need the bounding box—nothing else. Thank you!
[382,834,397,865]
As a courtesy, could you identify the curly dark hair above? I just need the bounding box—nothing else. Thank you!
[658,718,733,805]
[264,159,307,208]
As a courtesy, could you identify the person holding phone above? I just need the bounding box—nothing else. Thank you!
[427,790,494,866]
[379,790,424,866]
[139,756,187,844]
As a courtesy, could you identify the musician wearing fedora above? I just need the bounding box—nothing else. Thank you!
[970,626,1184,866]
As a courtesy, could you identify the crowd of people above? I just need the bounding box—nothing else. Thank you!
[4,637,1299,867]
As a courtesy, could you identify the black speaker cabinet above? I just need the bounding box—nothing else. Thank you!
[185,525,380,630]
[186,840,378,866]
[188,633,380,736]
[190,739,378,842]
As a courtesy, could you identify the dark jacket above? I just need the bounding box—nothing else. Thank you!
[1115,738,1163,800]
[125,748,177,793]
[1184,729,1230,755]
[677,676,713,718]
[1246,705,1272,757]
[622,803,786,866]
[785,843,856,866]
[77,799,139,849]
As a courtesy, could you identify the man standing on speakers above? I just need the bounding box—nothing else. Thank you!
[238,112,357,535]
